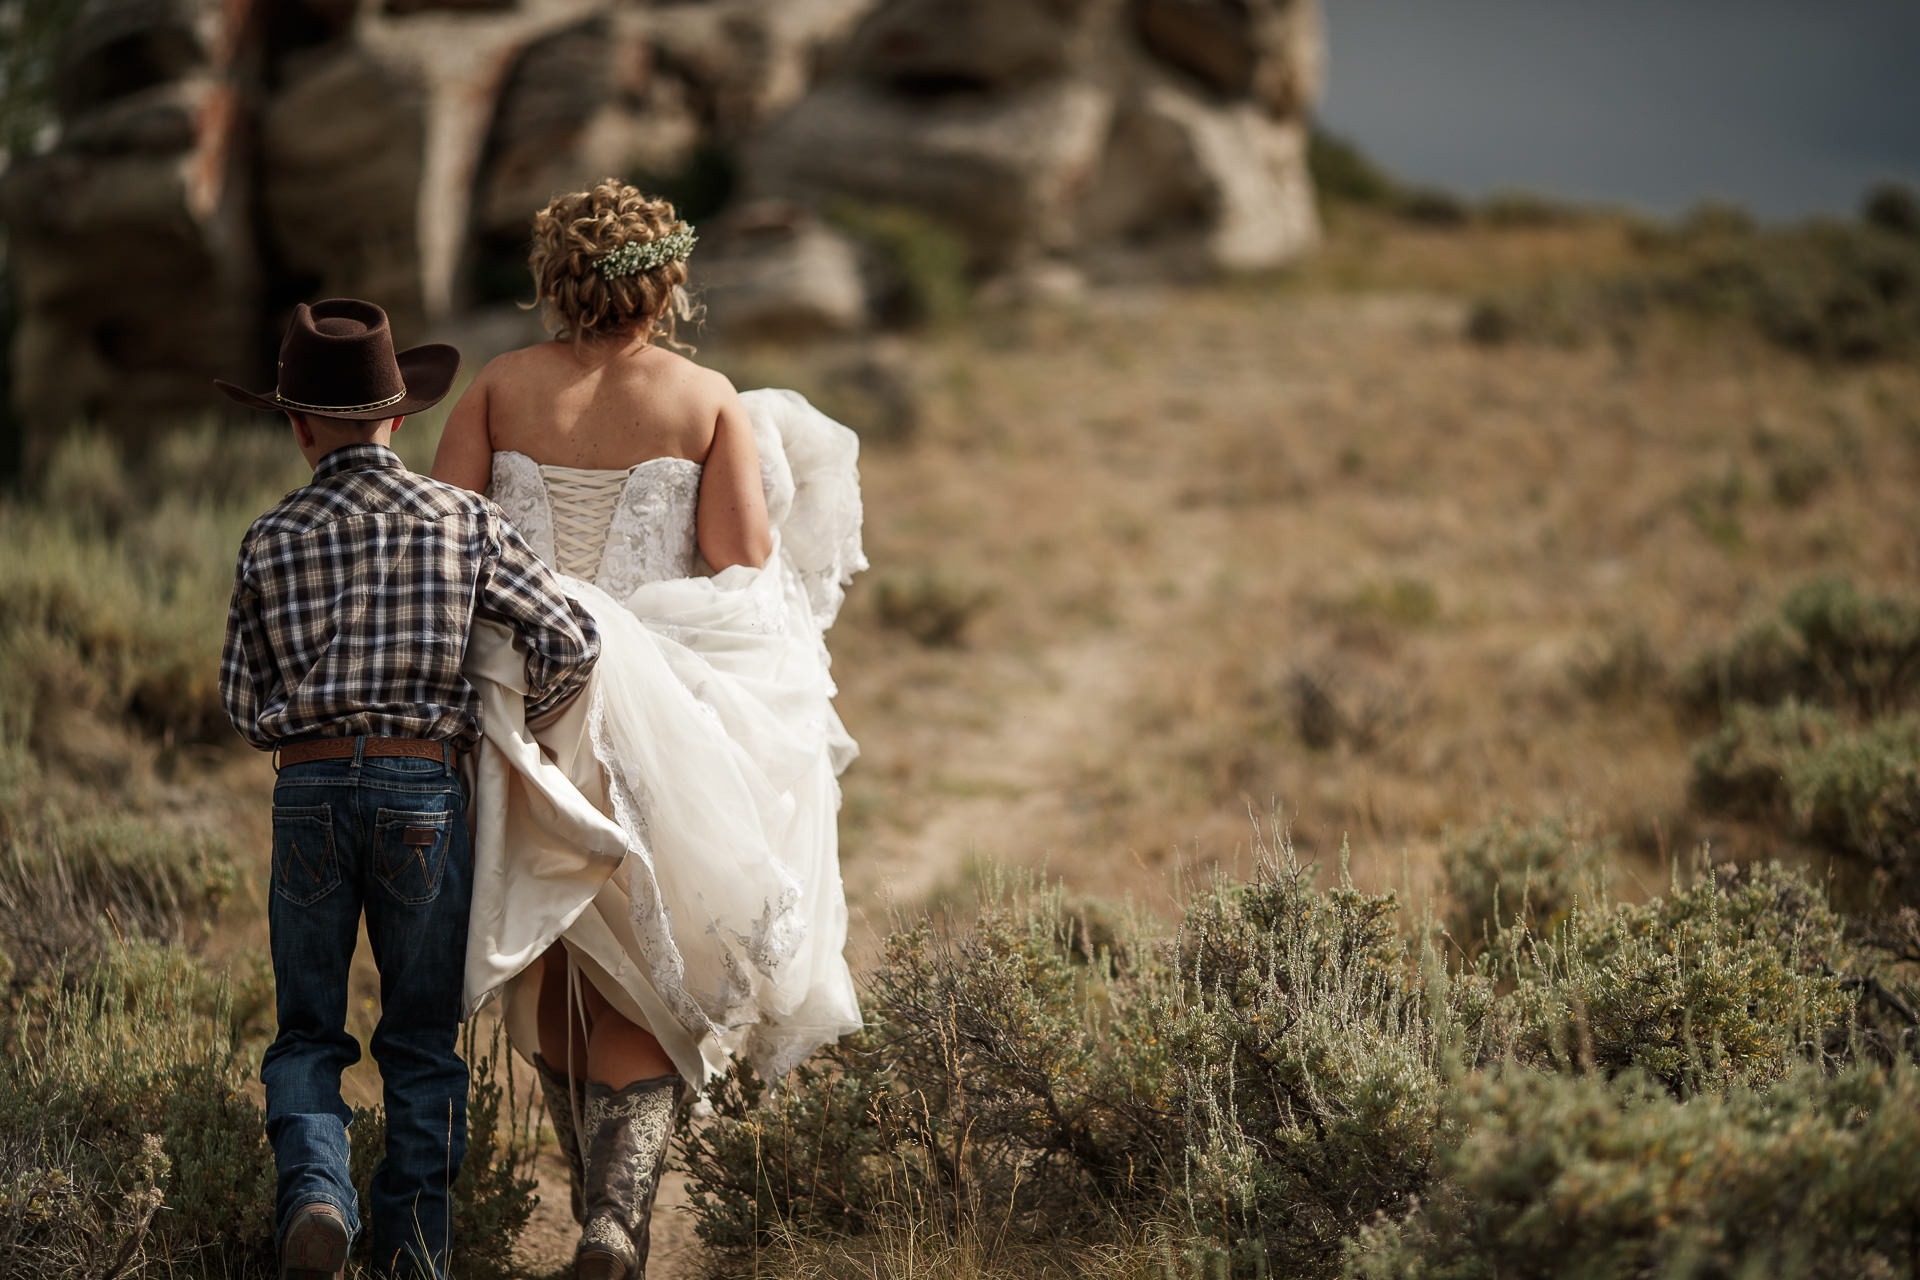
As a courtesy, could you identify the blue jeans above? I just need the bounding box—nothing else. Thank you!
[263,740,471,1280]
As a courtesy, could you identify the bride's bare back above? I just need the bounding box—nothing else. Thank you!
[430,338,772,571]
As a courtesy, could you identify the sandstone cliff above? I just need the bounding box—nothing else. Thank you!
[0,0,1323,447]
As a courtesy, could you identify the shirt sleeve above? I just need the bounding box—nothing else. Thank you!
[476,510,601,722]
[218,548,273,750]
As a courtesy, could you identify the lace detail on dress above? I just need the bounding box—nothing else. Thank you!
[596,459,703,601]
[586,675,806,1042]
[740,389,868,629]
[487,452,558,568]
[490,453,703,597]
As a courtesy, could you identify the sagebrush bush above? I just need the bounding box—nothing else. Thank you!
[0,736,241,993]
[1483,861,1855,1092]
[1465,193,1920,361]
[1679,576,1920,721]
[0,942,279,1276]
[1168,860,1447,1279]
[0,942,541,1278]
[686,851,1454,1278]
[1348,1059,1920,1280]
[0,426,299,748]
[688,846,1894,1279]
[1441,813,1609,952]
[686,877,1173,1248]
[827,199,972,328]
[1690,701,1920,903]
[1308,129,1399,208]
[1688,698,1842,818]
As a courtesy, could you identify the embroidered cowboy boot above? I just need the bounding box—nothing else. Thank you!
[574,1073,684,1280]
[534,1055,588,1225]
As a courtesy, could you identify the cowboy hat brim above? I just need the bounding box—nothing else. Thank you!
[214,343,463,421]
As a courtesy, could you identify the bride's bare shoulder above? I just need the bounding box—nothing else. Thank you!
[644,347,740,411]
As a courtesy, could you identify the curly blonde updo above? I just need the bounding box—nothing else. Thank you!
[528,178,694,346]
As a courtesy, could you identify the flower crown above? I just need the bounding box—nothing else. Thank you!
[593,225,698,279]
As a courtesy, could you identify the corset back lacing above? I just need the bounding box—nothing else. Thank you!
[541,464,633,579]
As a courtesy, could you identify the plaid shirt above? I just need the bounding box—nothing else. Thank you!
[220,443,599,751]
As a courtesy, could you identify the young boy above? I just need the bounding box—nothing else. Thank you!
[216,298,599,1280]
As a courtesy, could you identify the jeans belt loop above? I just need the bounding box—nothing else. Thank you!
[441,739,455,776]
[350,735,366,773]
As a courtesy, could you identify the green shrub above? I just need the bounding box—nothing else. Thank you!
[1863,181,1920,239]
[1348,1059,1920,1280]
[686,877,1172,1250]
[0,943,540,1278]
[1785,714,1920,900]
[871,570,992,647]
[1168,861,1447,1279]
[827,200,971,329]
[1689,699,1920,902]
[0,731,239,992]
[1308,129,1399,208]
[1394,187,1471,228]
[1688,698,1843,819]
[1469,191,1920,361]
[689,846,1900,1278]
[1441,814,1609,952]
[1728,220,1920,361]
[1478,190,1582,229]
[0,942,279,1276]
[1679,577,1920,721]
[1484,861,1855,1092]
[687,848,1454,1280]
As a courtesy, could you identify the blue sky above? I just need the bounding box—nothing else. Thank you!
[1317,0,1920,220]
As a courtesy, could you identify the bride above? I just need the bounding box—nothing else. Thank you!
[430,179,864,1280]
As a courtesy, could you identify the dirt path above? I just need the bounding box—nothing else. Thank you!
[197,258,1920,1273]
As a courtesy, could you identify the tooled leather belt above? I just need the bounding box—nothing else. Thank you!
[275,737,461,767]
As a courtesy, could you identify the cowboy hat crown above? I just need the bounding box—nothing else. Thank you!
[215,298,460,421]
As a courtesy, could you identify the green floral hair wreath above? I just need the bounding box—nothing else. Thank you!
[593,225,698,279]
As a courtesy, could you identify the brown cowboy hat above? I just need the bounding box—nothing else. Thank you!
[215,298,460,421]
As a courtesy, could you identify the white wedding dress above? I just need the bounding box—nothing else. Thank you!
[463,388,866,1086]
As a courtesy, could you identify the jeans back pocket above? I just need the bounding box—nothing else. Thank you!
[373,807,451,905]
[272,805,340,906]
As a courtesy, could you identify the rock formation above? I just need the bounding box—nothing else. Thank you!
[0,0,259,454]
[742,0,1325,287]
[1,0,1324,443]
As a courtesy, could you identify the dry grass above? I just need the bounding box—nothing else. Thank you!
[705,218,1920,940]
[8,212,1919,1278]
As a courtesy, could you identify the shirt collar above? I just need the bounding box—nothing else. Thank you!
[312,443,405,482]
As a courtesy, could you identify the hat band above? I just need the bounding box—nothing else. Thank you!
[275,387,407,414]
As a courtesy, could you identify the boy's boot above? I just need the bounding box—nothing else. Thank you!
[534,1054,588,1224]
[281,1201,351,1280]
[574,1074,684,1280]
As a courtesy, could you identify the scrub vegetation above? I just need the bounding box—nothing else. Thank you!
[4,142,1920,1275]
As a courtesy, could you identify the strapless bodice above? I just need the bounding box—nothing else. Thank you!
[488,450,704,598]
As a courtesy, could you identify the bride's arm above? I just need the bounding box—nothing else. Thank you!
[697,380,773,571]
[430,370,493,494]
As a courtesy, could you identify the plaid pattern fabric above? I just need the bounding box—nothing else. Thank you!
[221,443,598,750]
